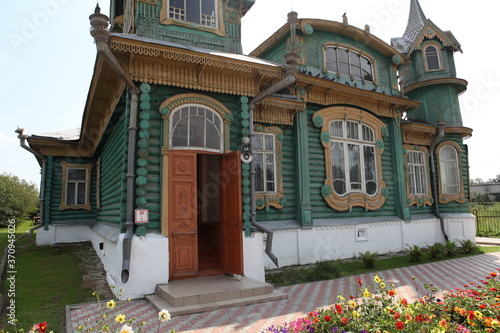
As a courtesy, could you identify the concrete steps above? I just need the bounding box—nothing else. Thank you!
[145,275,288,316]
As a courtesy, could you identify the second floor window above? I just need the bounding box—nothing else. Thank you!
[168,0,217,28]
[424,45,441,71]
[325,46,374,82]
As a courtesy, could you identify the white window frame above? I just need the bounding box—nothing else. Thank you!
[167,0,218,28]
[169,104,224,153]
[329,119,378,197]
[254,132,277,195]
[423,43,443,71]
[324,44,375,82]
[436,141,465,204]
[407,150,428,196]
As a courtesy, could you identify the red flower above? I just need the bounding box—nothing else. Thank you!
[394,312,401,320]
[335,304,344,314]
[490,272,498,278]
[480,304,487,309]
[357,278,363,286]
[34,322,47,333]
[324,315,331,322]
[341,317,349,326]
[395,321,405,330]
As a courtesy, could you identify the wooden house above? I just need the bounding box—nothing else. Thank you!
[17,0,474,299]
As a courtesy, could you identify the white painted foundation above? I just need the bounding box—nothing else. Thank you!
[263,214,476,269]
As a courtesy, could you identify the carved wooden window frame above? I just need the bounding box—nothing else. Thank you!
[323,43,377,84]
[313,106,387,211]
[160,0,226,37]
[59,162,93,211]
[403,145,432,206]
[437,141,465,204]
[423,41,443,72]
[253,123,285,210]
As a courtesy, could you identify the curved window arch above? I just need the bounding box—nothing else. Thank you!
[169,104,223,152]
[437,141,465,203]
[424,44,442,71]
[324,44,375,82]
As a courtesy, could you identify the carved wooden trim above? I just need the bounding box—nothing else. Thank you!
[254,97,306,125]
[253,123,285,210]
[401,122,436,145]
[59,162,93,211]
[313,106,386,211]
[403,145,433,207]
[445,126,473,139]
[405,78,468,93]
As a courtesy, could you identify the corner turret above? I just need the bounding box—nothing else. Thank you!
[392,0,466,127]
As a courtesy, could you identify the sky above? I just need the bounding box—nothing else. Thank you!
[1,0,499,187]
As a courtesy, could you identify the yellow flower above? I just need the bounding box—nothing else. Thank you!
[352,310,360,318]
[337,295,345,301]
[474,311,483,320]
[379,282,386,289]
[115,313,127,323]
[348,300,356,309]
[106,300,116,309]
[374,275,381,283]
[363,288,371,297]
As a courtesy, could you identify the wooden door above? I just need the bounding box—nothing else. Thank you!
[219,151,243,275]
[169,151,198,279]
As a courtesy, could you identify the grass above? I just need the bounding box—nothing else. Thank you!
[0,222,96,332]
[266,246,500,286]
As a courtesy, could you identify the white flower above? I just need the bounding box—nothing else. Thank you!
[158,309,172,323]
[119,324,134,333]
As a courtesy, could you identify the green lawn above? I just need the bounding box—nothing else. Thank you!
[0,222,95,332]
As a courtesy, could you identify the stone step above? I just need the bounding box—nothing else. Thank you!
[146,275,288,316]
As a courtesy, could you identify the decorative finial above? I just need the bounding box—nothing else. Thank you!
[95,2,101,14]
[364,24,370,35]
[342,12,348,27]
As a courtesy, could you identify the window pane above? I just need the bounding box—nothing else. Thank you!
[338,48,348,62]
[425,46,440,70]
[348,144,361,190]
[68,169,86,181]
[67,183,76,205]
[325,47,337,72]
[254,153,264,192]
[189,116,204,147]
[346,121,359,140]
[186,0,200,24]
[172,120,189,146]
[361,57,373,81]
[440,147,460,194]
[362,125,374,142]
[205,122,220,150]
[338,62,349,75]
[77,183,86,205]
[330,121,343,138]
[264,134,274,151]
[254,134,263,150]
[331,141,346,195]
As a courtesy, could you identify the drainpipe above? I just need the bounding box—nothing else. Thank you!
[15,128,46,236]
[429,120,448,242]
[90,5,140,283]
[248,11,299,267]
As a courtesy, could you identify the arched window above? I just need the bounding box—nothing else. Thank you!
[330,119,377,196]
[424,44,442,71]
[324,45,374,82]
[437,141,465,203]
[169,104,223,152]
[439,146,460,194]
[313,107,386,211]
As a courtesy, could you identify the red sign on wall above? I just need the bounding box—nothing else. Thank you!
[135,209,149,223]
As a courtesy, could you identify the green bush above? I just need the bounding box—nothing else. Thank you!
[358,251,377,269]
[426,242,445,259]
[459,239,478,254]
[406,244,424,263]
[444,240,458,257]
[305,260,343,282]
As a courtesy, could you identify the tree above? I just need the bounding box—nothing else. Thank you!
[470,191,495,203]
[488,174,500,183]
[0,173,39,227]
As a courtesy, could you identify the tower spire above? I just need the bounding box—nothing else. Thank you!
[402,0,427,42]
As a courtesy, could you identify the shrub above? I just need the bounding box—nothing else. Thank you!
[444,240,458,257]
[305,260,342,282]
[459,239,478,254]
[406,244,424,263]
[358,251,377,269]
[426,242,445,259]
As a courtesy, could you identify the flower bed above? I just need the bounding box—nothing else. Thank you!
[262,271,500,333]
